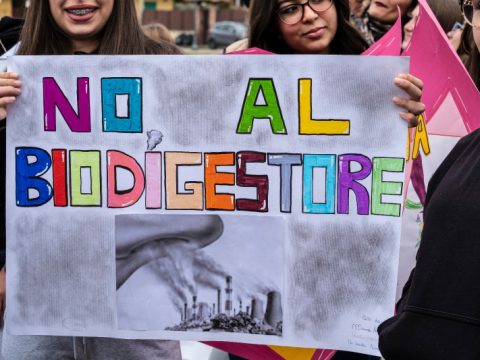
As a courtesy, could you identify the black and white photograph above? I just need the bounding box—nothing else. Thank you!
[116,214,285,336]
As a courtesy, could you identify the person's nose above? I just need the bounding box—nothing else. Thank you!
[302,3,319,23]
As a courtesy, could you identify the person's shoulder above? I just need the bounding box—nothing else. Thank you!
[458,127,480,144]
[225,38,249,54]
[1,42,18,59]
[447,128,480,157]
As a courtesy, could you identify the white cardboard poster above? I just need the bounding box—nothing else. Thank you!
[6,55,408,355]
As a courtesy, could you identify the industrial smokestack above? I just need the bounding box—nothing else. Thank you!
[198,302,210,321]
[183,302,188,322]
[246,305,250,314]
[250,297,265,321]
[192,295,197,321]
[225,276,233,316]
[264,291,282,327]
[217,289,222,314]
[239,300,243,313]
[212,303,216,316]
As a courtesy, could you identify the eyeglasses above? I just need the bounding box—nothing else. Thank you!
[461,0,480,27]
[277,0,334,25]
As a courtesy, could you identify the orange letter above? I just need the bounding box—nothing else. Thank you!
[205,153,235,210]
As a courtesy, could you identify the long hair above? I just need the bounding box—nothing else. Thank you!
[248,0,368,54]
[426,0,463,34]
[458,25,480,90]
[18,0,180,55]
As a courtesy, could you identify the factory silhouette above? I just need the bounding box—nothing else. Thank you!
[166,275,283,335]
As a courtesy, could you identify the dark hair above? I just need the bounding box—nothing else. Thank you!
[248,0,368,54]
[18,0,181,55]
[408,0,419,16]
[426,0,463,34]
[458,25,480,90]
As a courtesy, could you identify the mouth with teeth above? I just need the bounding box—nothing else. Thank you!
[66,7,97,16]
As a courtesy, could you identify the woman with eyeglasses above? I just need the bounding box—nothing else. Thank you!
[246,0,425,126]
[378,2,480,359]
[243,1,422,359]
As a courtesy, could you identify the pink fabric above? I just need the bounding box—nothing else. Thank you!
[203,342,285,360]
[312,349,337,360]
[227,47,274,55]
[362,9,402,56]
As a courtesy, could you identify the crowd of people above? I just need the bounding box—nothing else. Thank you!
[0,0,478,359]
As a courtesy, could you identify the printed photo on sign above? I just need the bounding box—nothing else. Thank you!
[116,214,285,336]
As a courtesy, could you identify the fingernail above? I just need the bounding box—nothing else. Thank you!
[392,96,401,104]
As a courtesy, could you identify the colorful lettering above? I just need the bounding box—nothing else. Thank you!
[337,154,372,215]
[205,153,235,211]
[299,79,350,135]
[236,151,268,212]
[165,152,203,210]
[70,151,102,206]
[15,147,53,207]
[145,152,162,209]
[303,154,336,214]
[371,157,405,217]
[107,150,145,208]
[236,79,287,134]
[268,154,302,213]
[102,78,142,133]
[52,149,68,207]
[43,77,91,132]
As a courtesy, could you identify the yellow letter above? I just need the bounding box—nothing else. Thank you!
[299,79,350,135]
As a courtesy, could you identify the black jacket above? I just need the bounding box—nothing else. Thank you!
[378,129,480,359]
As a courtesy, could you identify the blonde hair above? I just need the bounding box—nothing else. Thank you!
[143,23,175,44]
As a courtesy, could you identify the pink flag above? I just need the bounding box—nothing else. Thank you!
[403,0,480,135]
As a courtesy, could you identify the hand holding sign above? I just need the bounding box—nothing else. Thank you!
[0,71,21,121]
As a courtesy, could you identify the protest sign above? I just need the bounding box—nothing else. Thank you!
[7,55,407,355]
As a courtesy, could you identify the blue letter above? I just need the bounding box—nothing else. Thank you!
[102,78,142,133]
[303,154,336,214]
[16,147,53,207]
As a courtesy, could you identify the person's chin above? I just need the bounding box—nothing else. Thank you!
[368,6,392,22]
[302,44,329,54]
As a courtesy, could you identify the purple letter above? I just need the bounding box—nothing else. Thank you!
[337,154,371,215]
[43,77,91,132]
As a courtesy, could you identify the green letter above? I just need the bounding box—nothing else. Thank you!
[236,79,287,134]
[70,150,102,206]
[371,157,404,217]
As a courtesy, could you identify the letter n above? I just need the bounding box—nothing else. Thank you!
[43,77,91,132]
